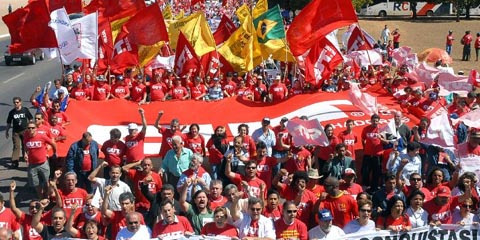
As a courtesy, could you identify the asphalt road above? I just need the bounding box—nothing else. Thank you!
[0,36,61,209]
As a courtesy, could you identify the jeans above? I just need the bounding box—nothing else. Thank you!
[446,44,452,55]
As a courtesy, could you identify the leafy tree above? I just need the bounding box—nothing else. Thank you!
[352,0,373,12]
[288,0,311,14]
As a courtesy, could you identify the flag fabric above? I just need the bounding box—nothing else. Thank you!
[218,14,262,73]
[305,33,344,83]
[97,17,114,73]
[3,0,57,53]
[110,28,139,72]
[342,24,375,49]
[174,32,200,77]
[123,4,169,46]
[48,8,79,64]
[437,72,471,95]
[150,55,175,70]
[391,46,418,69]
[253,5,286,57]
[271,46,296,62]
[349,83,378,116]
[60,95,69,111]
[252,0,268,19]
[110,16,130,43]
[347,49,383,67]
[175,9,185,20]
[286,118,329,147]
[71,12,98,61]
[235,4,250,24]
[286,0,357,56]
[191,0,205,7]
[47,0,82,14]
[421,111,455,148]
[138,42,165,67]
[405,61,439,87]
[163,5,173,20]
[346,25,373,53]
[103,0,146,20]
[83,0,104,14]
[168,12,216,56]
[213,14,237,46]
[452,109,480,129]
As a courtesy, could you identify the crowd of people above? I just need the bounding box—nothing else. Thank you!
[3,6,480,240]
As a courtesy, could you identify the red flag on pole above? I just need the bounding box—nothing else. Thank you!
[123,4,169,46]
[83,0,104,15]
[286,0,357,56]
[286,118,329,147]
[304,37,344,84]
[96,17,114,73]
[47,0,82,14]
[213,15,237,46]
[174,32,200,77]
[103,0,146,20]
[2,0,57,53]
[347,26,373,54]
[110,28,139,72]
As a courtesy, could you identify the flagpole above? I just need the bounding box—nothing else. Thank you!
[355,23,374,69]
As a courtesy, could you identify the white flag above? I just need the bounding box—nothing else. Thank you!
[71,12,98,61]
[49,8,79,64]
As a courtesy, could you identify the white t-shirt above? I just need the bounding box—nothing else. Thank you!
[116,225,151,240]
[91,178,132,211]
[343,219,376,234]
[406,207,429,228]
[308,225,345,240]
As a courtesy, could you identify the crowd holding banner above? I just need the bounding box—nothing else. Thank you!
[3,0,480,240]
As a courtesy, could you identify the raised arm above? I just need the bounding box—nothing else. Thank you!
[138,108,147,134]
[101,185,114,219]
[224,153,236,179]
[154,110,164,131]
[230,191,244,222]
[88,161,108,183]
[122,160,142,173]
[65,203,80,237]
[9,181,23,218]
[49,176,63,208]
[179,179,192,212]
[32,199,50,233]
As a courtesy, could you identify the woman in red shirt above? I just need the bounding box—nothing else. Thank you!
[185,124,206,156]
[200,207,238,238]
[376,195,412,232]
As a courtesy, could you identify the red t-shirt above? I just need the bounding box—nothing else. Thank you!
[269,83,288,102]
[223,81,237,96]
[75,212,105,237]
[274,218,308,240]
[206,137,229,165]
[185,134,206,155]
[92,83,111,101]
[209,195,228,210]
[127,169,163,210]
[0,207,20,231]
[361,125,383,156]
[152,216,193,238]
[47,110,69,126]
[111,84,130,99]
[150,82,167,101]
[70,87,89,100]
[284,147,311,173]
[110,211,145,239]
[124,132,145,163]
[50,125,65,142]
[255,156,277,188]
[130,83,146,102]
[101,139,126,166]
[423,196,459,224]
[190,84,207,99]
[230,174,266,199]
[463,34,473,45]
[272,126,292,152]
[317,136,341,161]
[277,184,318,224]
[338,130,358,159]
[60,188,88,219]
[242,135,257,157]
[81,144,92,171]
[475,37,480,48]
[24,133,54,165]
[340,183,363,197]
[446,35,454,45]
[376,215,411,230]
[200,222,238,238]
[170,86,188,100]
[158,128,184,158]
[308,184,325,199]
[263,205,282,221]
[253,84,267,101]
[319,192,359,228]
[36,124,52,137]
[18,213,47,240]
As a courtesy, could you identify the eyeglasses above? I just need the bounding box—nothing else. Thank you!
[27,127,36,129]
[85,203,93,207]
[29,206,37,210]
[360,209,372,213]
[35,118,42,120]
[410,178,422,182]
[286,210,297,213]
[13,101,20,104]
[247,167,257,169]
[462,204,472,209]
[250,208,262,212]
[128,221,139,225]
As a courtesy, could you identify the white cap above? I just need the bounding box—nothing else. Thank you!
[127,123,139,130]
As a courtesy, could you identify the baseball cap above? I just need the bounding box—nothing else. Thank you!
[281,117,288,123]
[262,117,270,124]
[275,75,281,80]
[96,75,106,81]
[116,75,124,81]
[213,77,220,81]
[471,128,480,138]
[257,76,263,80]
[127,123,139,130]
[436,186,451,197]
[318,209,333,221]
[307,168,321,179]
[344,168,356,176]
[58,89,65,94]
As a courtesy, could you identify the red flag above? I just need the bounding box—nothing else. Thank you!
[96,17,114,73]
[174,32,200,77]
[348,83,378,116]
[304,37,344,84]
[103,0,146,20]
[47,0,82,14]
[346,26,372,54]
[83,0,104,15]
[2,0,57,53]
[218,54,234,76]
[110,28,139,72]
[286,0,357,56]
[213,15,237,46]
[123,4,168,45]
[191,0,205,7]
[200,51,222,78]
[286,118,329,147]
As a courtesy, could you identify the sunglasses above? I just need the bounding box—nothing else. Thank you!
[13,101,20,104]
[247,167,257,169]
[27,127,36,129]
[360,209,372,213]
[410,178,422,182]
[250,208,262,212]
[286,210,297,213]
[462,204,472,209]
[128,221,139,225]
[85,203,93,207]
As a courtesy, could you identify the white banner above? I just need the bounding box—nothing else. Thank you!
[49,8,79,64]
[71,12,98,61]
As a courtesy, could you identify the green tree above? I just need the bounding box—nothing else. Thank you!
[351,0,373,12]
[288,0,311,14]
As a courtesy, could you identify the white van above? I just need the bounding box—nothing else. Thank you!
[359,0,453,17]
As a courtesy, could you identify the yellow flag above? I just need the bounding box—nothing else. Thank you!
[138,42,165,67]
[235,4,250,24]
[168,12,216,57]
[110,16,130,42]
[163,5,172,20]
[252,0,268,19]
[218,15,262,73]
[271,45,296,62]
[175,9,185,20]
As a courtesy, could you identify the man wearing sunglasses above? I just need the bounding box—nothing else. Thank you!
[274,201,308,240]
[6,96,33,169]
[230,194,275,240]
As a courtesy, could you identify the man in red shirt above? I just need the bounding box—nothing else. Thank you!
[46,100,70,128]
[155,110,185,160]
[24,122,56,198]
[446,30,454,55]
[149,73,167,102]
[165,77,189,100]
[123,158,163,214]
[225,159,266,199]
[392,28,400,48]
[209,180,228,209]
[190,76,207,101]
[272,117,292,162]
[252,76,267,102]
[92,75,111,101]
[110,75,130,99]
[274,201,308,240]
[125,108,147,164]
[456,128,480,158]
[101,128,126,177]
[253,141,288,188]
[423,185,470,225]
[319,177,358,229]
[223,74,237,98]
[58,172,88,221]
[361,114,388,191]
[0,195,21,240]
[475,32,480,61]
[102,191,144,239]
[461,30,473,61]
[338,119,358,160]
[152,200,193,238]
[130,75,147,104]
[268,75,288,103]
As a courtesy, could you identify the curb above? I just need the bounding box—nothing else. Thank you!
[0,34,10,39]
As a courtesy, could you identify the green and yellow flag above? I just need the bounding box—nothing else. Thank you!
[253,5,286,58]
[168,11,216,57]
[218,14,262,73]
[252,0,268,19]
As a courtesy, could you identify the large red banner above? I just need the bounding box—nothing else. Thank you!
[58,92,416,157]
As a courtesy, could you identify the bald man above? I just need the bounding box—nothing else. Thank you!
[116,212,151,240]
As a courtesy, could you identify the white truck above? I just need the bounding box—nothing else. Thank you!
[359,0,453,17]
